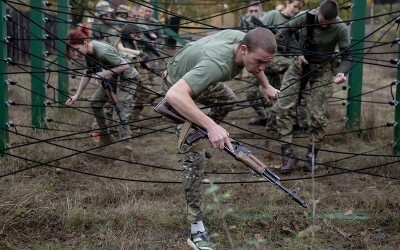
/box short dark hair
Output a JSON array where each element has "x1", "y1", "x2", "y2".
[
  {"x1": 319, "y1": 0, "x2": 339, "y2": 20},
  {"x1": 241, "y1": 27, "x2": 277, "y2": 54}
]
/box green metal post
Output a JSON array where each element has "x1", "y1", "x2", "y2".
[
  {"x1": 30, "y1": 0, "x2": 46, "y2": 128},
  {"x1": 151, "y1": 0, "x2": 158, "y2": 20},
  {"x1": 0, "y1": 1, "x2": 9, "y2": 157},
  {"x1": 346, "y1": 0, "x2": 366, "y2": 130},
  {"x1": 394, "y1": 17, "x2": 400, "y2": 156},
  {"x1": 57, "y1": 0, "x2": 69, "y2": 105}
]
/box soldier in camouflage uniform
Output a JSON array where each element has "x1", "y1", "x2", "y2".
[
  {"x1": 91, "y1": 1, "x2": 114, "y2": 41},
  {"x1": 238, "y1": 1, "x2": 267, "y2": 31},
  {"x1": 247, "y1": 0, "x2": 305, "y2": 126},
  {"x1": 116, "y1": 24, "x2": 159, "y2": 121},
  {"x1": 162, "y1": 28, "x2": 279, "y2": 250},
  {"x1": 129, "y1": 6, "x2": 160, "y2": 119},
  {"x1": 275, "y1": 0, "x2": 351, "y2": 173},
  {"x1": 65, "y1": 25, "x2": 140, "y2": 154}
]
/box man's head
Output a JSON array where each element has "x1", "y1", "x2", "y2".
[
  {"x1": 238, "y1": 28, "x2": 276, "y2": 74},
  {"x1": 317, "y1": 0, "x2": 339, "y2": 29},
  {"x1": 95, "y1": 0, "x2": 114, "y2": 20},
  {"x1": 247, "y1": 1, "x2": 262, "y2": 18},
  {"x1": 142, "y1": 4, "x2": 154, "y2": 21},
  {"x1": 129, "y1": 5, "x2": 143, "y2": 22},
  {"x1": 115, "y1": 5, "x2": 129, "y2": 20}
]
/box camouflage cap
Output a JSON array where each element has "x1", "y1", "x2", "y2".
[
  {"x1": 95, "y1": 1, "x2": 114, "y2": 17},
  {"x1": 116, "y1": 5, "x2": 129, "y2": 14}
]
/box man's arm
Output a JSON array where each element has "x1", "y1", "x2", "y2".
[
  {"x1": 253, "y1": 71, "x2": 280, "y2": 101},
  {"x1": 334, "y1": 24, "x2": 352, "y2": 84},
  {"x1": 164, "y1": 79, "x2": 234, "y2": 151}
]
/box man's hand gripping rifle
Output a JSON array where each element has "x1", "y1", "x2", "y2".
[{"x1": 154, "y1": 99, "x2": 307, "y2": 208}]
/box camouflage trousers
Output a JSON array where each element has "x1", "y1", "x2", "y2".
[
  {"x1": 162, "y1": 71, "x2": 236, "y2": 222},
  {"x1": 273, "y1": 58, "x2": 333, "y2": 145},
  {"x1": 131, "y1": 66, "x2": 158, "y2": 117},
  {"x1": 91, "y1": 75, "x2": 139, "y2": 141}
]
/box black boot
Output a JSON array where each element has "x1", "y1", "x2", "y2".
[
  {"x1": 305, "y1": 146, "x2": 319, "y2": 172},
  {"x1": 281, "y1": 144, "x2": 297, "y2": 174}
]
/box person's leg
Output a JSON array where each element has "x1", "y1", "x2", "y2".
[
  {"x1": 264, "y1": 56, "x2": 293, "y2": 131},
  {"x1": 274, "y1": 59, "x2": 302, "y2": 174},
  {"x1": 246, "y1": 76, "x2": 267, "y2": 125},
  {"x1": 115, "y1": 75, "x2": 139, "y2": 151},
  {"x1": 305, "y1": 65, "x2": 333, "y2": 171},
  {"x1": 131, "y1": 67, "x2": 156, "y2": 120},
  {"x1": 90, "y1": 85, "x2": 114, "y2": 146}
]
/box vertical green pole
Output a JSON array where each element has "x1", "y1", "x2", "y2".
[
  {"x1": 346, "y1": 0, "x2": 366, "y2": 130},
  {"x1": 151, "y1": 0, "x2": 159, "y2": 20},
  {"x1": 30, "y1": 0, "x2": 46, "y2": 128},
  {"x1": 0, "y1": 1, "x2": 9, "y2": 157},
  {"x1": 394, "y1": 17, "x2": 400, "y2": 156},
  {"x1": 57, "y1": 0, "x2": 69, "y2": 105}
]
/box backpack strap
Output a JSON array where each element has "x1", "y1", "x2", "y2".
[{"x1": 304, "y1": 12, "x2": 315, "y2": 60}]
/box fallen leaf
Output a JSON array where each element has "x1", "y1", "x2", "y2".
[
  {"x1": 271, "y1": 164, "x2": 281, "y2": 169},
  {"x1": 345, "y1": 209, "x2": 353, "y2": 216},
  {"x1": 291, "y1": 221, "x2": 300, "y2": 230},
  {"x1": 228, "y1": 225, "x2": 238, "y2": 231},
  {"x1": 97, "y1": 232, "x2": 106, "y2": 240},
  {"x1": 254, "y1": 233, "x2": 263, "y2": 239},
  {"x1": 281, "y1": 226, "x2": 293, "y2": 234},
  {"x1": 335, "y1": 227, "x2": 352, "y2": 238}
]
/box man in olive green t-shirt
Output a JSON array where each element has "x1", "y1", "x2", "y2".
[
  {"x1": 162, "y1": 28, "x2": 279, "y2": 250},
  {"x1": 273, "y1": 0, "x2": 352, "y2": 174}
]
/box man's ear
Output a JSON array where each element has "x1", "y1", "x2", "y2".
[{"x1": 239, "y1": 45, "x2": 248, "y2": 55}]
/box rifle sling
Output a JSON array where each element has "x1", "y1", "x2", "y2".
[
  {"x1": 177, "y1": 120, "x2": 212, "y2": 153},
  {"x1": 297, "y1": 12, "x2": 315, "y2": 105}
]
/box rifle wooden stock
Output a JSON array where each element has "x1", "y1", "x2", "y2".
[
  {"x1": 154, "y1": 99, "x2": 185, "y2": 124},
  {"x1": 154, "y1": 99, "x2": 308, "y2": 208}
]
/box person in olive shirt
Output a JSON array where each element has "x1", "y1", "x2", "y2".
[
  {"x1": 238, "y1": 1, "x2": 267, "y2": 31},
  {"x1": 163, "y1": 28, "x2": 279, "y2": 250},
  {"x1": 247, "y1": 0, "x2": 305, "y2": 126},
  {"x1": 275, "y1": 0, "x2": 352, "y2": 174},
  {"x1": 65, "y1": 25, "x2": 140, "y2": 156}
]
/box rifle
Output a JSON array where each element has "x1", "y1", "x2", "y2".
[
  {"x1": 154, "y1": 99, "x2": 308, "y2": 208},
  {"x1": 86, "y1": 66, "x2": 129, "y2": 131}
]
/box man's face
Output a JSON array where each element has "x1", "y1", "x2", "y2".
[
  {"x1": 99, "y1": 12, "x2": 112, "y2": 23},
  {"x1": 129, "y1": 9, "x2": 142, "y2": 21},
  {"x1": 142, "y1": 7, "x2": 153, "y2": 20},
  {"x1": 248, "y1": 5, "x2": 261, "y2": 18},
  {"x1": 117, "y1": 13, "x2": 128, "y2": 20},
  {"x1": 241, "y1": 46, "x2": 275, "y2": 74},
  {"x1": 317, "y1": 13, "x2": 335, "y2": 30}
]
